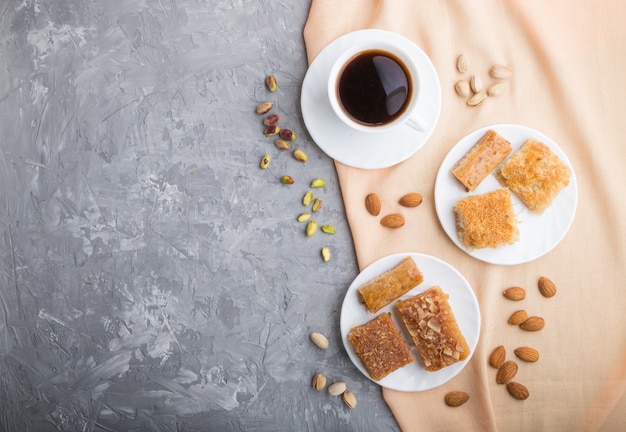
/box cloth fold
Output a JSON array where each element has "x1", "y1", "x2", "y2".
[{"x1": 304, "y1": 1, "x2": 626, "y2": 431}]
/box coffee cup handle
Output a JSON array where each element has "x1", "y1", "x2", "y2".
[{"x1": 405, "y1": 114, "x2": 427, "y2": 132}]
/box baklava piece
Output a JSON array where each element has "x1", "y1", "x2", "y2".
[
  {"x1": 396, "y1": 286, "x2": 470, "y2": 372},
  {"x1": 451, "y1": 129, "x2": 512, "y2": 192},
  {"x1": 358, "y1": 257, "x2": 424, "y2": 313},
  {"x1": 454, "y1": 188, "x2": 519, "y2": 249},
  {"x1": 347, "y1": 313, "x2": 414, "y2": 381},
  {"x1": 496, "y1": 138, "x2": 571, "y2": 213}
]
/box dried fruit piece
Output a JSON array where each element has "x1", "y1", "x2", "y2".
[
  {"x1": 467, "y1": 91, "x2": 486, "y2": 106},
  {"x1": 255, "y1": 101, "x2": 273, "y2": 115},
  {"x1": 489, "y1": 65, "x2": 513, "y2": 79},
  {"x1": 538, "y1": 276, "x2": 557, "y2": 298},
  {"x1": 520, "y1": 316, "x2": 545, "y2": 331},
  {"x1": 312, "y1": 198, "x2": 322, "y2": 213},
  {"x1": 365, "y1": 193, "x2": 382, "y2": 216},
  {"x1": 279, "y1": 129, "x2": 296, "y2": 141},
  {"x1": 306, "y1": 220, "x2": 318, "y2": 237},
  {"x1": 259, "y1": 154, "x2": 271, "y2": 170},
  {"x1": 455, "y1": 80, "x2": 471, "y2": 97},
  {"x1": 321, "y1": 246, "x2": 331, "y2": 262},
  {"x1": 275, "y1": 139, "x2": 291, "y2": 150},
  {"x1": 321, "y1": 225, "x2": 335, "y2": 234},
  {"x1": 312, "y1": 373, "x2": 326, "y2": 391},
  {"x1": 310, "y1": 332, "x2": 329, "y2": 349},
  {"x1": 489, "y1": 345, "x2": 506, "y2": 369},
  {"x1": 265, "y1": 74, "x2": 277, "y2": 92},
  {"x1": 456, "y1": 53, "x2": 470, "y2": 73},
  {"x1": 281, "y1": 175, "x2": 295, "y2": 184},
  {"x1": 496, "y1": 360, "x2": 518, "y2": 384},
  {"x1": 487, "y1": 81, "x2": 508, "y2": 97},
  {"x1": 503, "y1": 287, "x2": 526, "y2": 301},
  {"x1": 264, "y1": 125, "x2": 280, "y2": 136},
  {"x1": 470, "y1": 75, "x2": 483, "y2": 93},
  {"x1": 293, "y1": 149, "x2": 308, "y2": 162},
  {"x1": 263, "y1": 113, "x2": 281, "y2": 126},
  {"x1": 311, "y1": 178, "x2": 326, "y2": 188},
  {"x1": 297, "y1": 212, "x2": 311, "y2": 222},
  {"x1": 445, "y1": 391, "x2": 470, "y2": 407},
  {"x1": 399, "y1": 192, "x2": 423, "y2": 208},
  {"x1": 327, "y1": 381, "x2": 347, "y2": 396},
  {"x1": 380, "y1": 213, "x2": 405, "y2": 228},
  {"x1": 507, "y1": 382, "x2": 529, "y2": 400},
  {"x1": 514, "y1": 347, "x2": 540, "y2": 362},
  {"x1": 507, "y1": 310, "x2": 529, "y2": 325},
  {"x1": 302, "y1": 191, "x2": 314, "y2": 206},
  {"x1": 342, "y1": 390, "x2": 357, "y2": 409}
]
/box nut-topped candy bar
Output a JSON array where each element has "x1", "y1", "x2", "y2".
[
  {"x1": 396, "y1": 286, "x2": 470, "y2": 372},
  {"x1": 347, "y1": 313, "x2": 414, "y2": 381}
]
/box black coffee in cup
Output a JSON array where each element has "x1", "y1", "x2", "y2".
[{"x1": 337, "y1": 49, "x2": 412, "y2": 126}]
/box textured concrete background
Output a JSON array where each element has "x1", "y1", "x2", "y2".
[{"x1": 0, "y1": 1, "x2": 399, "y2": 431}]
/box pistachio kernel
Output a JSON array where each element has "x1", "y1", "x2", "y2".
[
  {"x1": 275, "y1": 139, "x2": 291, "y2": 151},
  {"x1": 279, "y1": 129, "x2": 296, "y2": 141},
  {"x1": 312, "y1": 198, "x2": 322, "y2": 213},
  {"x1": 321, "y1": 247, "x2": 331, "y2": 262},
  {"x1": 265, "y1": 74, "x2": 277, "y2": 92},
  {"x1": 302, "y1": 191, "x2": 314, "y2": 206},
  {"x1": 255, "y1": 101, "x2": 273, "y2": 115},
  {"x1": 263, "y1": 125, "x2": 280, "y2": 136},
  {"x1": 259, "y1": 154, "x2": 270, "y2": 170},
  {"x1": 281, "y1": 175, "x2": 295, "y2": 184},
  {"x1": 293, "y1": 149, "x2": 308, "y2": 162},
  {"x1": 321, "y1": 225, "x2": 335, "y2": 234},
  {"x1": 297, "y1": 212, "x2": 311, "y2": 222},
  {"x1": 263, "y1": 113, "x2": 281, "y2": 127},
  {"x1": 311, "y1": 178, "x2": 326, "y2": 188},
  {"x1": 306, "y1": 221, "x2": 318, "y2": 237}
]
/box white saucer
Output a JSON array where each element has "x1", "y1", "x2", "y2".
[
  {"x1": 340, "y1": 252, "x2": 480, "y2": 392},
  {"x1": 434, "y1": 124, "x2": 578, "y2": 265},
  {"x1": 301, "y1": 30, "x2": 441, "y2": 170}
]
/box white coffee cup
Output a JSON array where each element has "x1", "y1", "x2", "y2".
[{"x1": 327, "y1": 40, "x2": 426, "y2": 133}]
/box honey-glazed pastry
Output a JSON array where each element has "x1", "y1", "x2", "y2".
[
  {"x1": 450, "y1": 129, "x2": 512, "y2": 192},
  {"x1": 396, "y1": 286, "x2": 470, "y2": 372},
  {"x1": 347, "y1": 313, "x2": 414, "y2": 381},
  {"x1": 453, "y1": 188, "x2": 519, "y2": 249},
  {"x1": 358, "y1": 257, "x2": 424, "y2": 313},
  {"x1": 495, "y1": 138, "x2": 571, "y2": 213}
]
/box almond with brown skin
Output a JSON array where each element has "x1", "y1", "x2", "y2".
[
  {"x1": 399, "y1": 193, "x2": 423, "y2": 208},
  {"x1": 365, "y1": 193, "x2": 382, "y2": 216},
  {"x1": 489, "y1": 345, "x2": 506, "y2": 369},
  {"x1": 507, "y1": 382, "x2": 529, "y2": 400},
  {"x1": 503, "y1": 287, "x2": 526, "y2": 301},
  {"x1": 445, "y1": 391, "x2": 470, "y2": 407},
  {"x1": 496, "y1": 360, "x2": 518, "y2": 384},
  {"x1": 538, "y1": 276, "x2": 557, "y2": 298},
  {"x1": 380, "y1": 213, "x2": 405, "y2": 229},
  {"x1": 508, "y1": 310, "x2": 529, "y2": 325},
  {"x1": 514, "y1": 347, "x2": 540, "y2": 362},
  {"x1": 520, "y1": 316, "x2": 545, "y2": 331}
]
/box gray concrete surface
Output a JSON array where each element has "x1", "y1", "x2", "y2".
[{"x1": 0, "y1": 1, "x2": 399, "y2": 431}]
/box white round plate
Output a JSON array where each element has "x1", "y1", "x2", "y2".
[
  {"x1": 301, "y1": 29, "x2": 441, "y2": 169},
  {"x1": 434, "y1": 124, "x2": 578, "y2": 265},
  {"x1": 340, "y1": 252, "x2": 480, "y2": 392}
]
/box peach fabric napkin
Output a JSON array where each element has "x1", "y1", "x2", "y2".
[{"x1": 304, "y1": 1, "x2": 626, "y2": 430}]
